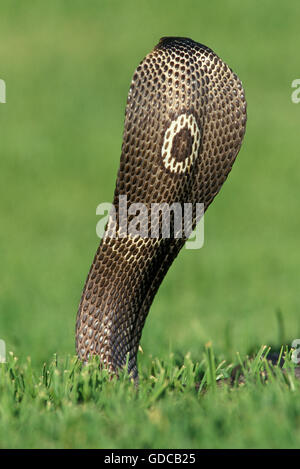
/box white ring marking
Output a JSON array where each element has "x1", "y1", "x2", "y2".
[{"x1": 161, "y1": 113, "x2": 201, "y2": 174}]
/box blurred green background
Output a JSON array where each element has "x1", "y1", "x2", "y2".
[{"x1": 0, "y1": 0, "x2": 300, "y2": 369}]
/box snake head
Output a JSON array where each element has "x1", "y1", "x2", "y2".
[{"x1": 75, "y1": 37, "x2": 247, "y2": 379}]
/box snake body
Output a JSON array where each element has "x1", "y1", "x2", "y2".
[{"x1": 75, "y1": 37, "x2": 247, "y2": 378}]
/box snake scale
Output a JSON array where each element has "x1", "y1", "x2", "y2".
[{"x1": 75, "y1": 37, "x2": 247, "y2": 379}]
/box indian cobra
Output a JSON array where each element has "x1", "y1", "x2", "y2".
[{"x1": 75, "y1": 37, "x2": 247, "y2": 379}]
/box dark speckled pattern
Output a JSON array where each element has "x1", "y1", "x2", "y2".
[{"x1": 75, "y1": 37, "x2": 247, "y2": 379}]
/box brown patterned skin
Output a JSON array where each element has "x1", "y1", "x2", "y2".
[{"x1": 75, "y1": 37, "x2": 247, "y2": 379}]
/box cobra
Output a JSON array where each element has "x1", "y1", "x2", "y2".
[{"x1": 75, "y1": 37, "x2": 247, "y2": 379}]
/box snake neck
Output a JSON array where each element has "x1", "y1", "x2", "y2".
[{"x1": 76, "y1": 235, "x2": 183, "y2": 377}]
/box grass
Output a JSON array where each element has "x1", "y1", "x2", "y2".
[
  {"x1": 1, "y1": 347, "x2": 299, "y2": 449},
  {"x1": 0, "y1": 0, "x2": 300, "y2": 448}
]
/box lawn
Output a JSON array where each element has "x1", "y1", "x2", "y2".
[{"x1": 0, "y1": 0, "x2": 300, "y2": 449}]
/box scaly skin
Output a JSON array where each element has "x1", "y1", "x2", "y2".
[{"x1": 75, "y1": 37, "x2": 247, "y2": 379}]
